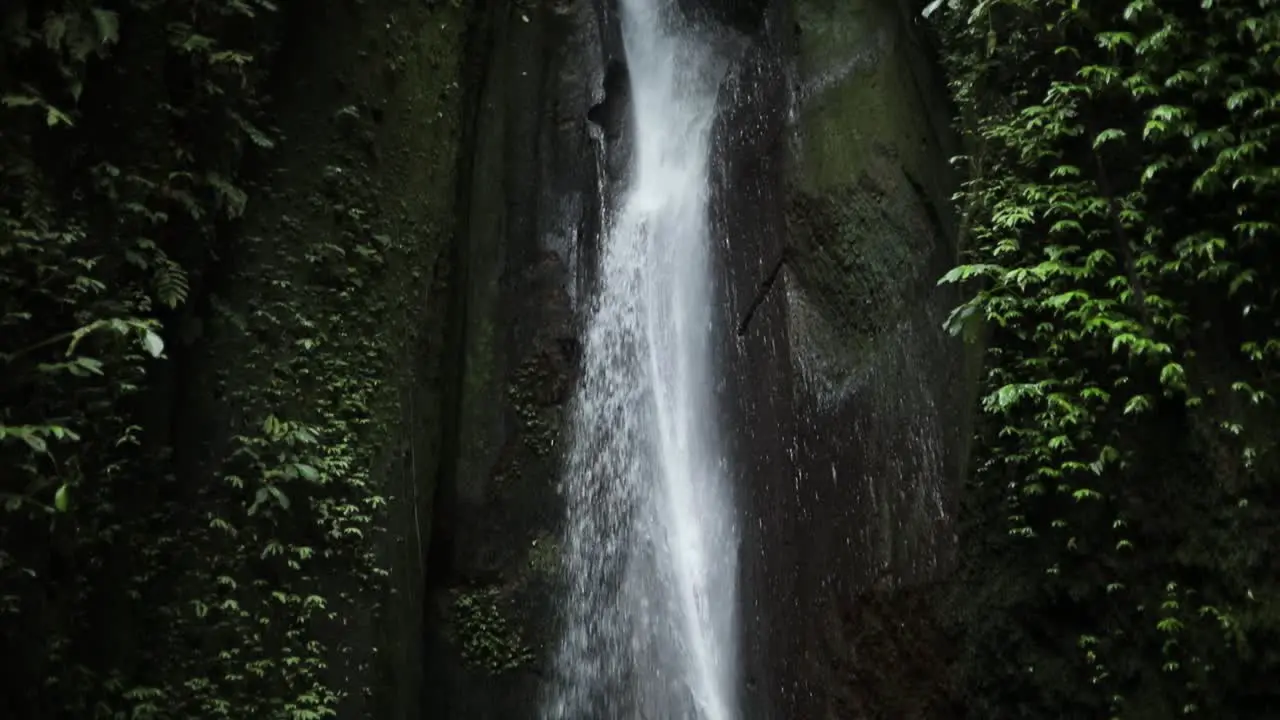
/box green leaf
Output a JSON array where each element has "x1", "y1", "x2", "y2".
[
  {"x1": 22, "y1": 432, "x2": 47, "y2": 453},
  {"x1": 54, "y1": 485, "x2": 69, "y2": 512},
  {"x1": 45, "y1": 105, "x2": 73, "y2": 127},
  {"x1": 1, "y1": 94, "x2": 41, "y2": 108},
  {"x1": 267, "y1": 485, "x2": 290, "y2": 510},
  {"x1": 1093, "y1": 128, "x2": 1126, "y2": 148},
  {"x1": 142, "y1": 330, "x2": 164, "y2": 358},
  {"x1": 938, "y1": 263, "x2": 1002, "y2": 285},
  {"x1": 1123, "y1": 394, "x2": 1152, "y2": 415},
  {"x1": 91, "y1": 9, "x2": 120, "y2": 46},
  {"x1": 1159, "y1": 362, "x2": 1186, "y2": 389},
  {"x1": 75, "y1": 357, "x2": 104, "y2": 375},
  {"x1": 294, "y1": 463, "x2": 321, "y2": 482}
]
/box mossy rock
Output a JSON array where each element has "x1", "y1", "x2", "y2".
[
  {"x1": 525, "y1": 532, "x2": 560, "y2": 578},
  {"x1": 449, "y1": 586, "x2": 535, "y2": 674},
  {"x1": 785, "y1": 151, "x2": 943, "y2": 391},
  {"x1": 787, "y1": 0, "x2": 956, "y2": 390}
]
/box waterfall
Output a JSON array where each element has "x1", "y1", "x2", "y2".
[{"x1": 543, "y1": 0, "x2": 738, "y2": 718}]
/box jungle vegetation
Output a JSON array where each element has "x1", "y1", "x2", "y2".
[
  {"x1": 2, "y1": 0, "x2": 1277, "y2": 717},
  {"x1": 934, "y1": 0, "x2": 1280, "y2": 717},
  {"x1": 0, "y1": 0, "x2": 447, "y2": 717}
]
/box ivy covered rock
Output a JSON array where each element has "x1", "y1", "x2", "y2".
[
  {"x1": 934, "y1": 0, "x2": 1280, "y2": 716},
  {"x1": 0, "y1": 1, "x2": 466, "y2": 718}
]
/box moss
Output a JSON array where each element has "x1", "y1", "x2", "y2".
[
  {"x1": 787, "y1": 187, "x2": 915, "y2": 334},
  {"x1": 791, "y1": 0, "x2": 951, "y2": 213},
  {"x1": 786, "y1": 172, "x2": 940, "y2": 393},
  {"x1": 787, "y1": 0, "x2": 958, "y2": 388},
  {"x1": 793, "y1": 0, "x2": 943, "y2": 188},
  {"x1": 188, "y1": 0, "x2": 469, "y2": 715},
  {"x1": 508, "y1": 356, "x2": 563, "y2": 458},
  {"x1": 795, "y1": 0, "x2": 887, "y2": 191},
  {"x1": 450, "y1": 586, "x2": 535, "y2": 674},
  {"x1": 526, "y1": 532, "x2": 560, "y2": 577}
]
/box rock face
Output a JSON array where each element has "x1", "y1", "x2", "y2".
[
  {"x1": 713, "y1": 0, "x2": 975, "y2": 715},
  {"x1": 424, "y1": 0, "x2": 974, "y2": 716},
  {"x1": 778, "y1": 0, "x2": 976, "y2": 714},
  {"x1": 175, "y1": 2, "x2": 470, "y2": 718},
  {"x1": 0, "y1": 0, "x2": 965, "y2": 715},
  {"x1": 719, "y1": 0, "x2": 978, "y2": 715},
  {"x1": 421, "y1": 0, "x2": 620, "y2": 717}
]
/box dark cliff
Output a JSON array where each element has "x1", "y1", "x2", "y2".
[
  {"x1": 0, "y1": 0, "x2": 968, "y2": 716},
  {"x1": 426, "y1": 0, "x2": 973, "y2": 716},
  {"x1": 8, "y1": 1, "x2": 1277, "y2": 718},
  {"x1": 422, "y1": 0, "x2": 615, "y2": 716},
  {"x1": 710, "y1": 0, "x2": 974, "y2": 715}
]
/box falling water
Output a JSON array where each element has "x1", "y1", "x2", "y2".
[{"x1": 543, "y1": 0, "x2": 737, "y2": 718}]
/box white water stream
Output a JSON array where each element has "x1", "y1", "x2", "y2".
[{"x1": 543, "y1": 0, "x2": 737, "y2": 717}]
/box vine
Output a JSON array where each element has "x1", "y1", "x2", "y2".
[
  {"x1": 932, "y1": 0, "x2": 1280, "y2": 716},
  {"x1": 0, "y1": 0, "x2": 430, "y2": 717}
]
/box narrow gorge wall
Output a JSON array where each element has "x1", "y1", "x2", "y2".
[
  {"x1": 771, "y1": 0, "x2": 976, "y2": 714},
  {"x1": 705, "y1": 0, "x2": 973, "y2": 716},
  {"x1": 0, "y1": 0, "x2": 472, "y2": 716},
  {"x1": 202, "y1": 0, "x2": 969, "y2": 716},
  {"x1": 0, "y1": 0, "x2": 967, "y2": 717},
  {"x1": 175, "y1": 1, "x2": 467, "y2": 717},
  {"x1": 423, "y1": 0, "x2": 973, "y2": 717},
  {"x1": 422, "y1": 0, "x2": 617, "y2": 717}
]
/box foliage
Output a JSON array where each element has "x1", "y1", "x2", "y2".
[
  {"x1": 0, "y1": 0, "x2": 457, "y2": 717},
  {"x1": 0, "y1": 0, "x2": 290, "y2": 715},
  {"x1": 451, "y1": 587, "x2": 534, "y2": 673},
  {"x1": 931, "y1": 0, "x2": 1280, "y2": 717}
]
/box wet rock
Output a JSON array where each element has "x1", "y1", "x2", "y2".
[
  {"x1": 586, "y1": 59, "x2": 630, "y2": 140},
  {"x1": 758, "y1": 0, "x2": 978, "y2": 714},
  {"x1": 422, "y1": 0, "x2": 619, "y2": 718},
  {"x1": 430, "y1": 0, "x2": 975, "y2": 717}
]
